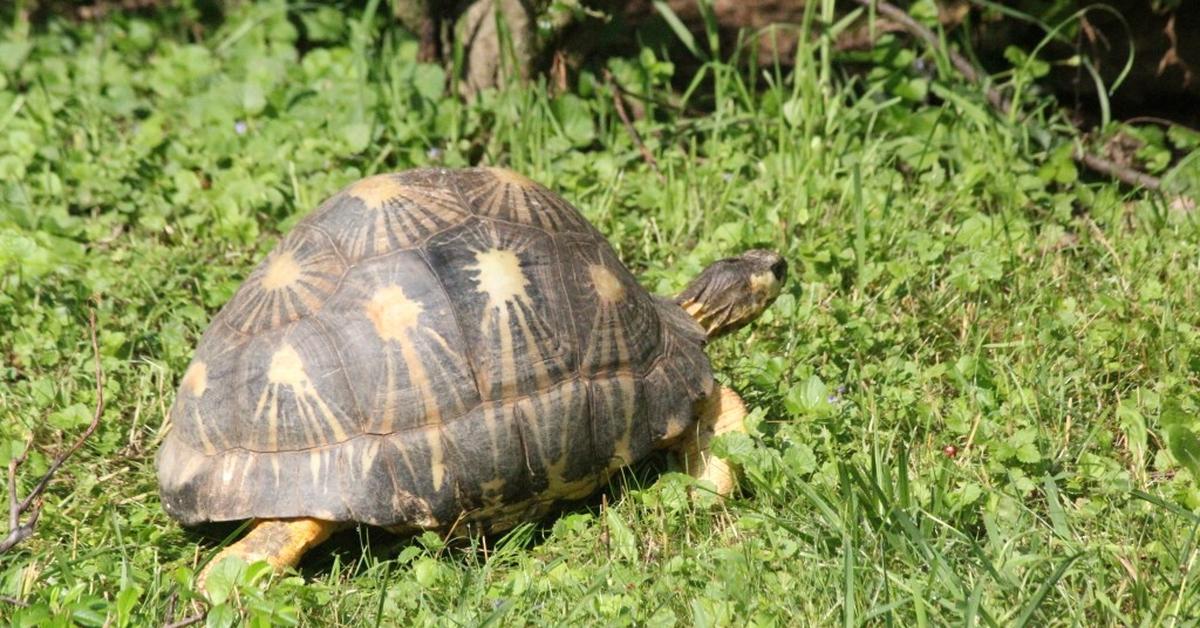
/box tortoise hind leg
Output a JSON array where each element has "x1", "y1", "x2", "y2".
[
  {"x1": 674, "y1": 386, "x2": 748, "y2": 496},
  {"x1": 197, "y1": 518, "x2": 338, "y2": 589}
]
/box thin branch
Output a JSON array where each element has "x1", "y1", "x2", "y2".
[
  {"x1": 853, "y1": 0, "x2": 1162, "y2": 191},
  {"x1": 604, "y1": 70, "x2": 666, "y2": 184},
  {"x1": 162, "y1": 614, "x2": 205, "y2": 628},
  {"x1": 0, "y1": 307, "x2": 105, "y2": 554},
  {"x1": 1075, "y1": 148, "x2": 1163, "y2": 191},
  {"x1": 7, "y1": 444, "x2": 31, "y2": 546},
  {"x1": 1123, "y1": 116, "x2": 1200, "y2": 134}
]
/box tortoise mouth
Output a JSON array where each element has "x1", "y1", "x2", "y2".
[
  {"x1": 680, "y1": 297, "x2": 767, "y2": 339},
  {"x1": 769, "y1": 257, "x2": 788, "y2": 283}
]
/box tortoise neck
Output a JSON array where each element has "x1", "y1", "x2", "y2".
[
  {"x1": 676, "y1": 293, "x2": 730, "y2": 340},
  {"x1": 675, "y1": 269, "x2": 747, "y2": 340}
]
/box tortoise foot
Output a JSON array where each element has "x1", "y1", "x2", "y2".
[
  {"x1": 675, "y1": 386, "x2": 748, "y2": 496},
  {"x1": 197, "y1": 518, "x2": 338, "y2": 591}
]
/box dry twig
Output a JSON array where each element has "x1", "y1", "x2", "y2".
[
  {"x1": 162, "y1": 614, "x2": 205, "y2": 628},
  {"x1": 604, "y1": 70, "x2": 666, "y2": 183},
  {"x1": 854, "y1": 0, "x2": 1163, "y2": 191},
  {"x1": 1074, "y1": 148, "x2": 1163, "y2": 191},
  {"x1": 0, "y1": 307, "x2": 104, "y2": 554}
]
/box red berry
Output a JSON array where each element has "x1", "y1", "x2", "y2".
[{"x1": 943, "y1": 445, "x2": 958, "y2": 458}]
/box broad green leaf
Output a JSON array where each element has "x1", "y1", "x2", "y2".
[
  {"x1": 1116, "y1": 400, "x2": 1147, "y2": 465},
  {"x1": 894, "y1": 78, "x2": 928, "y2": 102},
  {"x1": 203, "y1": 557, "x2": 244, "y2": 605},
  {"x1": 115, "y1": 585, "x2": 143, "y2": 628},
  {"x1": 552, "y1": 94, "x2": 595, "y2": 147},
  {"x1": 1167, "y1": 425, "x2": 1200, "y2": 480},
  {"x1": 341, "y1": 122, "x2": 372, "y2": 154},
  {"x1": 206, "y1": 603, "x2": 236, "y2": 628},
  {"x1": 781, "y1": 98, "x2": 803, "y2": 127},
  {"x1": 300, "y1": 7, "x2": 346, "y2": 42},
  {"x1": 605, "y1": 508, "x2": 638, "y2": 562},
  {"x1": 783, "y1": 443, "x2": 817, "y2": 476},
  {"x1": 1168, "y1": 124, "x2": 1200, "y2": 150},
  {"x1": 412, "y1": 64, "x2": 446, "y2": 101},
  {"x1": 712, "y1": 431, "x2": 755, "y2": 462},
  {"x1": 48, "y1": 403, "x2": 92, "y2": 430},
  {"x1": 242, "y1": 82, "x2": 267, "y2": 115},
  {"x1": 413, "y1": 557, "x2": 442, "y2": 587}
]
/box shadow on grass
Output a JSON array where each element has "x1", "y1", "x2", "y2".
[{"x1": 177, "y1": 451, "x2": 677, "y2": 577}]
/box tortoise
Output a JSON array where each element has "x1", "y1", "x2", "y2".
[{"x1": 156, "y1": 167, "x2": 786, "y2": 579}]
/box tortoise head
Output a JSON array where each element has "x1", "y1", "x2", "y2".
[{"x1": 676, "y1": 249, "x2": 787, "y2": 339}]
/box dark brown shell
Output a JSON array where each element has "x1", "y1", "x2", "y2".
[{"x1": 156, "y1": 167, "x2": 713, "y2": 530}]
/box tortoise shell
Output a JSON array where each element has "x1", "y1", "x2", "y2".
[{"x1": 156, "y1": 167, "x2": 713, "y2": 531}]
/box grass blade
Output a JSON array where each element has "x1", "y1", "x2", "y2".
[
  {"x1": 652, "y1": 0, "x2": 707, "y2": 61},
  {"x1": 1013, "y1": 552, "x2": 1085, "y2": 628}
]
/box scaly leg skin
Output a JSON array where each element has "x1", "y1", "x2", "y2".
[
  {"x1": 196, "y1": 518, "x2": 337, "y2": 591},
  {"x1": 675, "y1": 386, "x2": 749, "y2": 496}
]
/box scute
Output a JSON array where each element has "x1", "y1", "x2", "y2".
[
  {"x1": 307, "y1": 171, "x2": 472, "y2": 262},
  {"x1": 509, "y1": 378, "x2": 597, "y2": 499},
  {"x1": 316, "y1": 249, "x2": 480, "y2": 436},
  {"x1": 337, "y1": 435, "x2": 445, "y2": 528},
  {"x1": 590, "y1": 373, "x2": 653, "y2": 471},
  {"x1": 157, "y1": 167, "x2": 716, "y2": 530},
  {"x1": 454, "y1": 167, "x2": 591, "y2": 233},
  {"x1": 558, "y1": 234, "x2": 661, "y2": 375},
  {"x1": 223, "y1": 225, "x2": 347, "y2": 334},
  {"x1": 645, "y1": 297, "x2": 714, "y2": 445},
  {"x1": 440, "y1": 378, "x2": 595, "y2": 516},
  {"x1": 160, "y1": 436, "x2": 390, "y2": 525},
  {"x1": 233, "y1": 318, "x2": 361, "y2": 452},
  {"x1": 423, "y1": 218, "x2": 576, "y2": 401},
  {"x1": 165, "y1": 320, "x2": 247, "y2": 456}
]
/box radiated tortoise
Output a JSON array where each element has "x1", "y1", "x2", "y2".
[{"x1": 155, "y1": 167, "x2": 786, "y2": 579}]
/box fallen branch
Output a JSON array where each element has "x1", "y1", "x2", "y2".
[
  {"x1": 854, "y1": 0, "x2": 1163, "y2": 191},
  {"x1": 162, "y1": 614, "x2": 204, "y2": 628},
  {"x1": 1074, "y1": 148, "x2": 1164, "y2": 191},
  {"x1": 605, "y1": 70, "x2": 666, "y2": 184},
  {"x1": 0, "y1": 307, "x2": 105, "y2": 554}
]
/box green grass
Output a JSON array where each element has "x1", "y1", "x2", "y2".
[{"x1": 4, "y1": 1, "x2": 1200, "y2": 625}]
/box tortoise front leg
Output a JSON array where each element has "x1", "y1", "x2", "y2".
[
  {"x1": 674, "y1": 386, "x2": 748, "y2": 496},
  {"x1": 197, "y1": 518, "x2": 338, "y2": 589}
]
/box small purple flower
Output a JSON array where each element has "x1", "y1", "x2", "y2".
[{"x1": 234, "y1": 121, "x2": 248, "y2": 135}]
